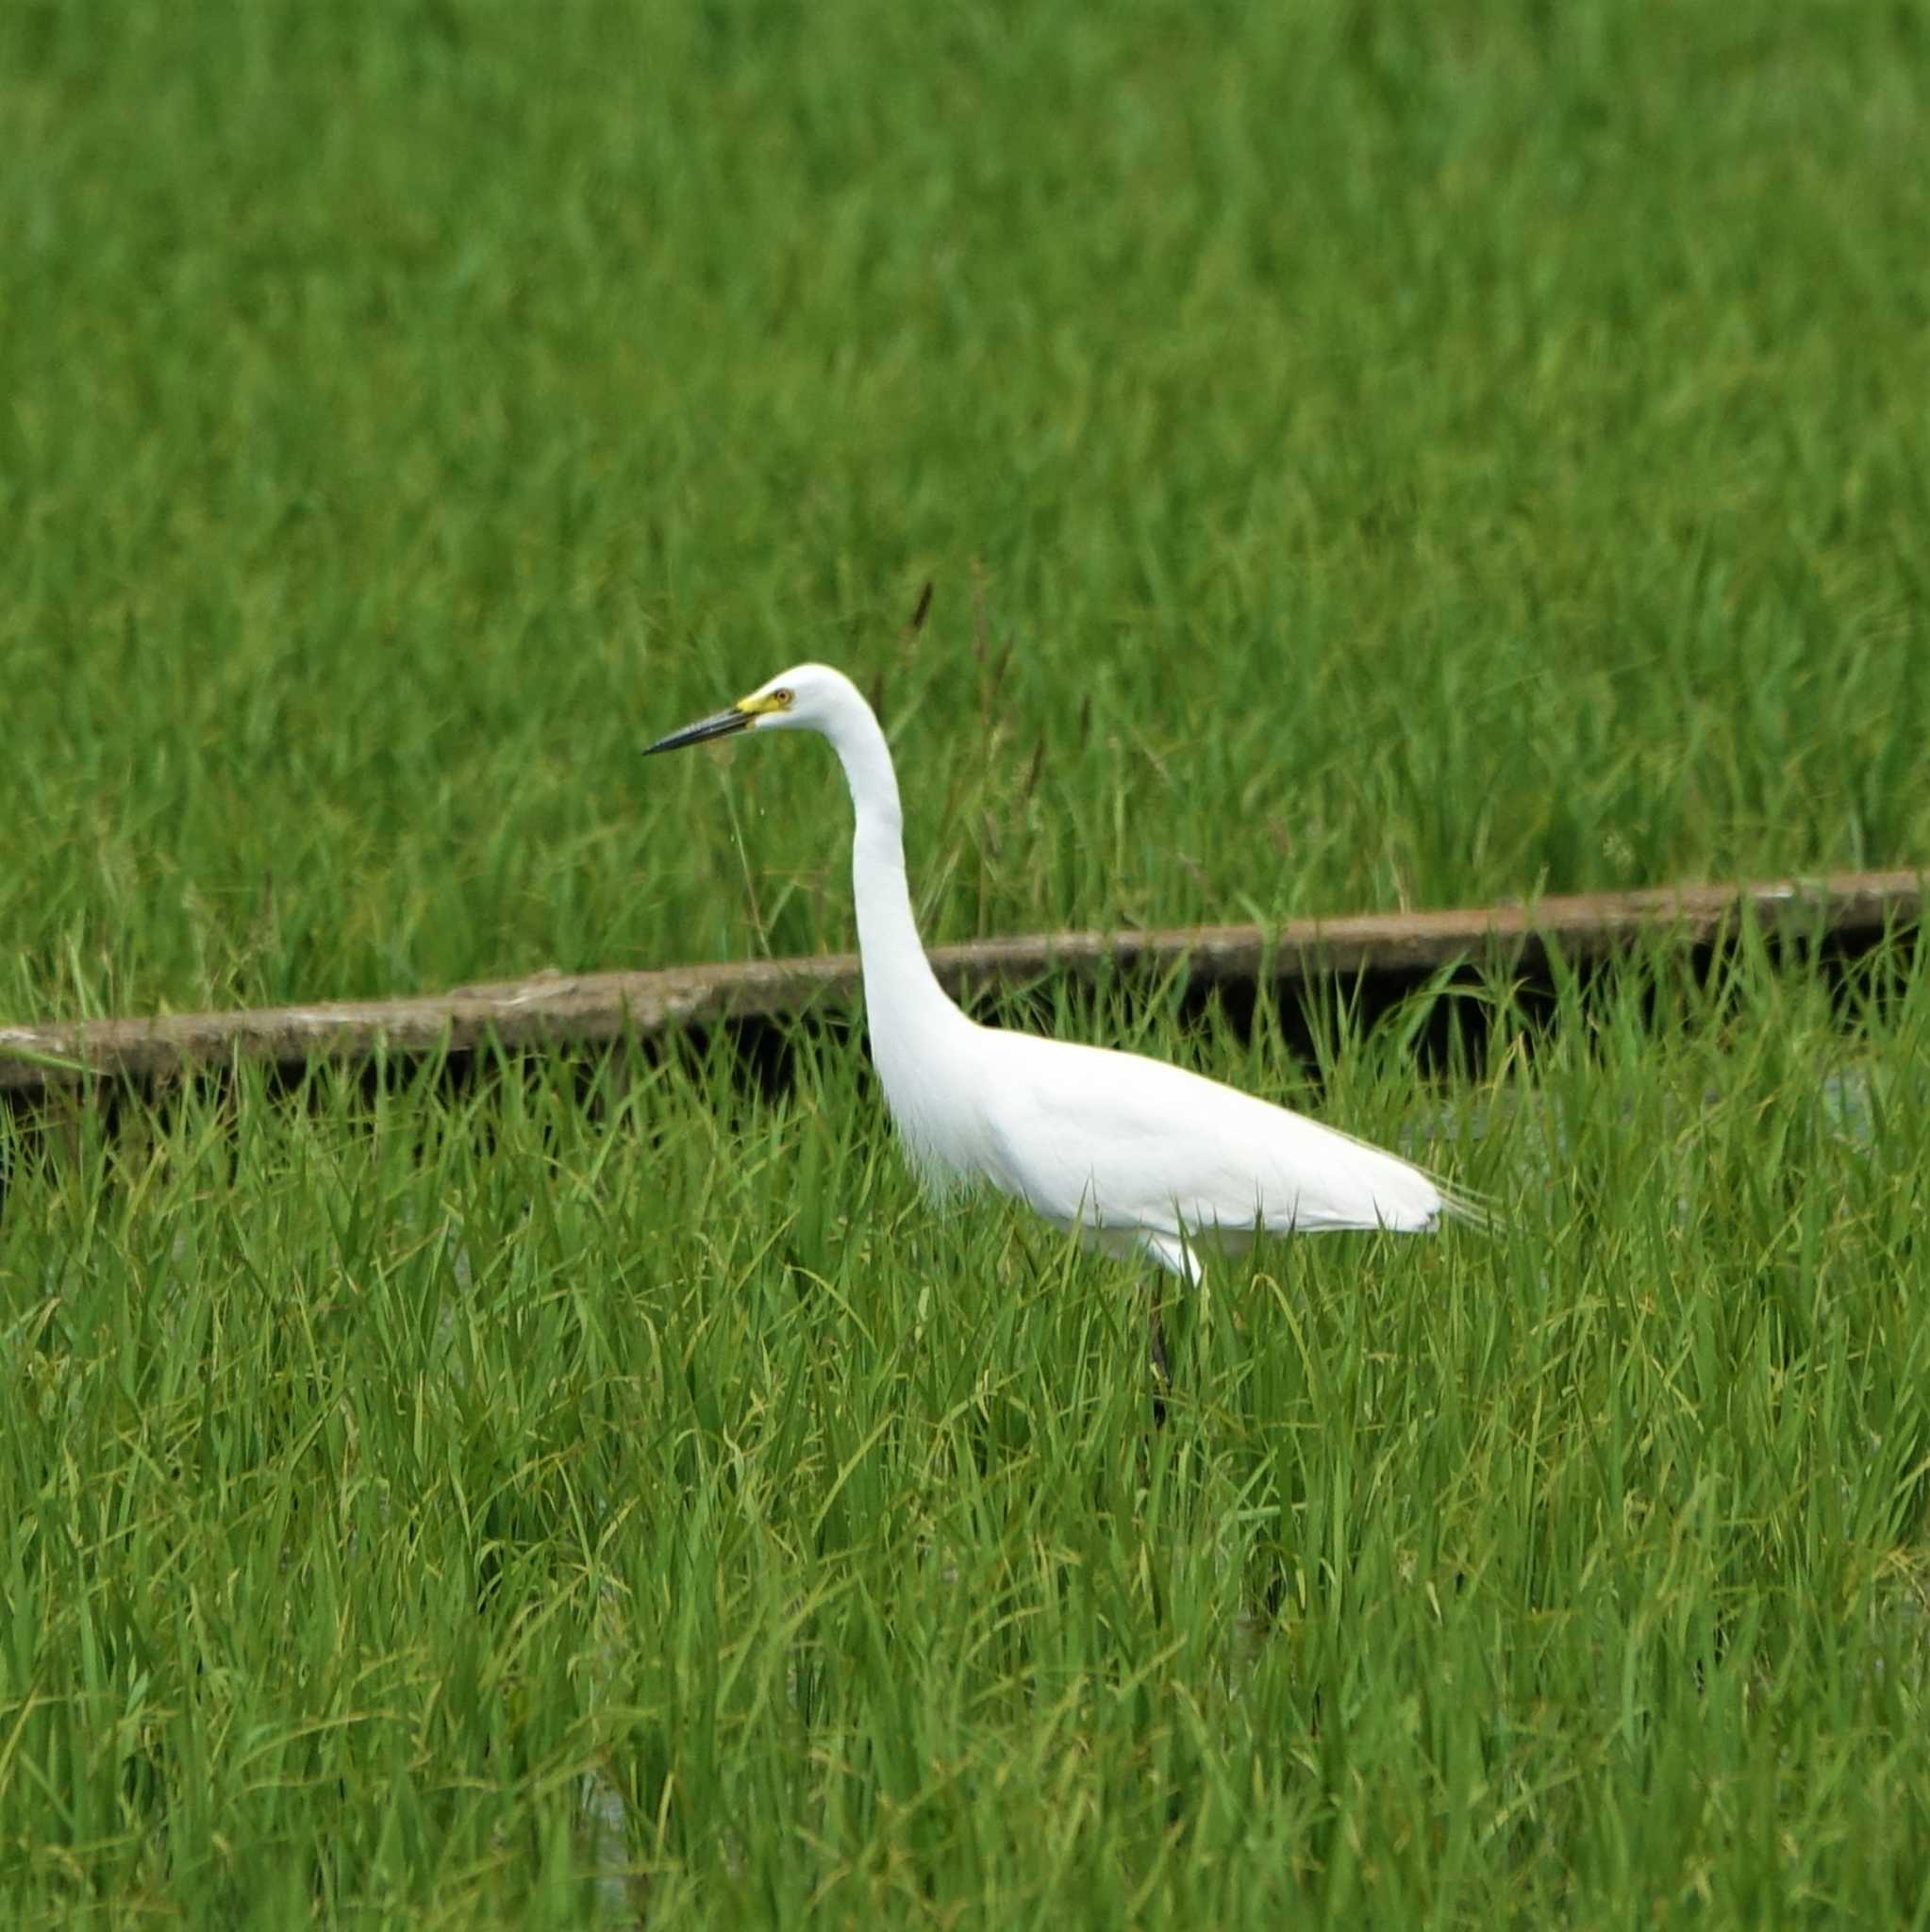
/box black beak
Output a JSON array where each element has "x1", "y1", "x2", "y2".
[{"x1": 642, "y1": 708, "x2": 753, "y2": 757}]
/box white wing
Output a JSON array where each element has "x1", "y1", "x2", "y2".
[{"x1": 971, "y1": 1028, "x2": 1450, "y2": 1249}]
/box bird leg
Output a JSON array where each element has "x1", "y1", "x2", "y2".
[{"x1": 1148, "y1": 1282, "x2": 1171, "y2": 1427}]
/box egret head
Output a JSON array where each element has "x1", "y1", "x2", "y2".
[{"x1": 643, "y1": 662, "x2": 859, "y2": 756}]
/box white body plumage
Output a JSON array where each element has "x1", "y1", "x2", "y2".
[{"x1": 646, "y1": 661, "x2": 1469, "y2": 1285}]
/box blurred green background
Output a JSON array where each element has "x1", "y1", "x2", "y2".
[{"x1": 5, "y1": 0, "x2": 1925, "y2": 1022}]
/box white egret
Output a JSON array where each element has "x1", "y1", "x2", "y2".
[{"x1": 645, "y1": 663, "x2": 1478, "y2": 1391}]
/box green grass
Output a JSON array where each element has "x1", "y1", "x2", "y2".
[
  {"x1": 3, "y1": 0, "x2": 1928, "y2": 1020},
  {"x1": 2, "y1": 945, "x2": 1927, "y2": 1925},
  {"x1": 5, "y1": 1, "x2": 1930, "y2": 1924}
]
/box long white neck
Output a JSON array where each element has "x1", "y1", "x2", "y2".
[{"x1": 821, "y1": 694, "x2": 968, "y2": 1058}]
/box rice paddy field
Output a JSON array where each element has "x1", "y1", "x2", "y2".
[{"x1": 3, "y1": 0, "x2": 1929, "y2": 1924}]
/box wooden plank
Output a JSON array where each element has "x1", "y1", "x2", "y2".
[{"x1": 0, "y1": 870, "x2": 1919, "y2": 1096}]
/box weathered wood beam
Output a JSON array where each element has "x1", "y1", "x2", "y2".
[{"x1": 1, "y1": 870, "x2": 1918, "y2": 1095}]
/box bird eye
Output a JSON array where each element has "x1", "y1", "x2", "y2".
[{"x1": 773, "y1": 688, "x2": 794, "y2": 707}]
